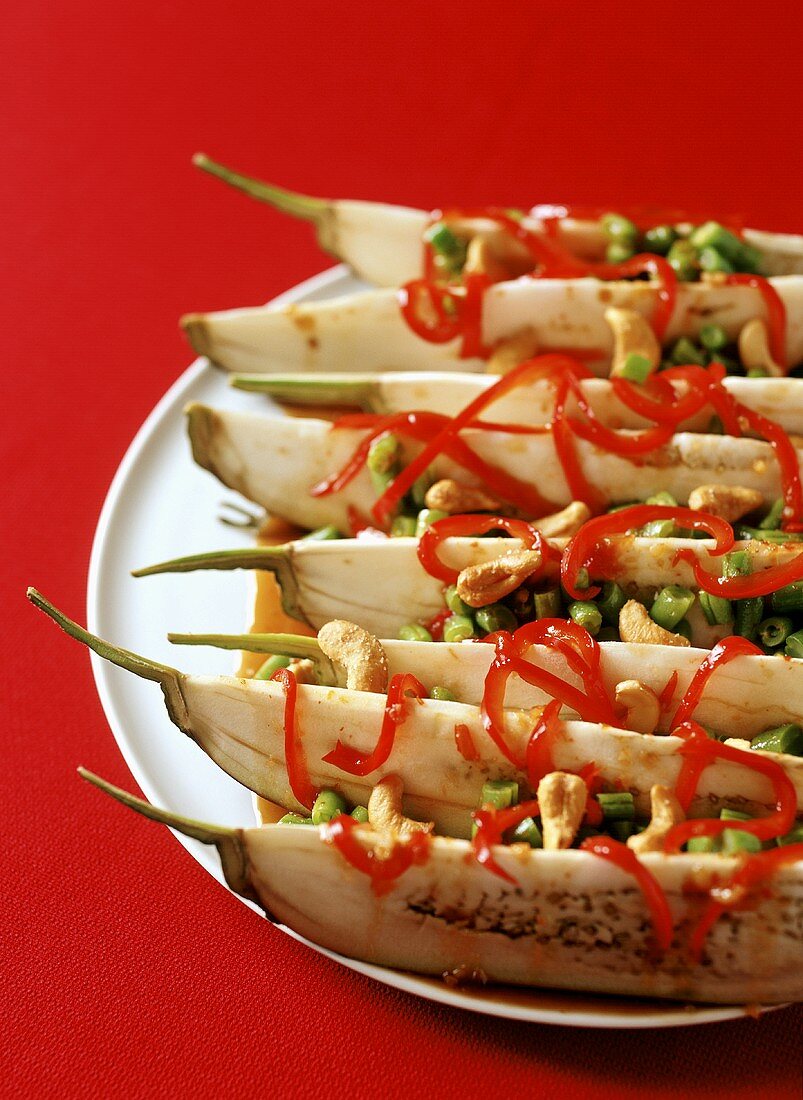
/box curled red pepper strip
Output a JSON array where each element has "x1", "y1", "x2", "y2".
[
  {"x1": 674, "y1": 547, "x2": 803, "y2": 600},
  {"x1": 579, "y1": 836, "x2": 674, "y2": 955},
  {"x1": 371, "y1": 354, "x2": 590, "y2": 526},
  {"x1": 670, "y1": 637, "x2": 763, "y2": 729},
  {"x1": 657, "y1": 671, "x2": 679, "y2": 716},
  {"x1": 322, "y1": 672, "x2": 426, "y2": 777},
  {"x1": 398, "y1": 280, "x2": 463, "y2": 344},
  {"x1": 417, "y1": 513, "x2": 557, "y2": 584},
  {"x1": 470, "y1": 799, "x2": 543, "y2": 883},
  {"x1": 524, "y1": 698, "x2": 564, "y2": 788},
  {"x1": 725, "y1": 273, "x2": 787, "y2": 369},
  {"x1": 551, "y1": 374, "x2": 606, "y2": 511},
  {"x1": 272, "y1": 668, "x2": 317, "y2": 811},
  {"x1": 561, "y1": 505, "x2": 734, "y2": 600},
  {"x1": 610, "y1": 366, "x2": 711, "y2": 426},
  {"x1": 323, "y1": 813, "x2": 431, "y2": 897},
  {"x1": 662, "y1": 720, "x2": 797, "y2": 848},
  {"x1": 514, "y1": 619, "x2": 615, "y2": 725},
  {"x1": 689, "y1": 843, "x2": 803, "y2": 962}
]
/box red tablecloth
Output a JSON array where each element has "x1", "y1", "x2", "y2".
[{"x1": 6, "y1": 2, "x2": 803, "y2": 1095}]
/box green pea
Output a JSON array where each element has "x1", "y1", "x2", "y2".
[
  {"x1": 475, "y1": 603, "x2": 518, "y2": 635},
  {"x1": 390, "y1": 515, "x2": 418, "y2": 538},
  {"x1": 255, "y1": 654, "x2": 293, "y2": 680},
  {"x1": 311, "y1": 789, "x2": 348, "y2": 826},
  {"x1": 398, "y1": 623, "x2": 433, "y2": 642},
  {"x1": 601, "y1": 213, "x2": 639, "y2": 243},
  {"x1": 350, "y1": 805, "x2": 370, "y2": 823},
  {"x1": 699, "y1": 323, "x2": 729, "y2": 351},
  {"x1": 643, "y1": 224, "x2": 678, "y2": 255},
  {"x1": 430, "y1": 685, "x2": 457, "y2": 702},
  {"x1": 445, "y1": 584, "x2": 472, "y2": 616},
  {"x1": 568, "y1": 600, "x2": 602, "y2": 636},
  {"x1": 443, "y1": 614, "x2": 476, "y2": 643}
]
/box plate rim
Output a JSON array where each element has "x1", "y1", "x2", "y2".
[{"x1": 85, "y1": 263, "x2": 781, "y2": 1030}]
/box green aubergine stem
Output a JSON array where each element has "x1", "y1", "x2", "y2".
[
  {"x1": 77, "y1": 768, "x2": 258, "y2": 903},
  {"x1": 27, "y1": 588, "x2": 191, "y2": 732},
  {"x1": 167, "y1": 631, "x2": 338, "y2": 685},
  {"x1": 193, "y1": 153, "x2": 328, "y2": 222},
  {"x1": 229, "y1": 375, "x2": 378, "y2": 411},
  {"x1": 131, "y1": 547, "x2": 308, "y2": 625}
]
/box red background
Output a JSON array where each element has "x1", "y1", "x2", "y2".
[{"x1": 5, "y1": 1, "x2": 803, "y2": 1095}]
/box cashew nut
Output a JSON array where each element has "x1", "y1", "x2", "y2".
[
  {"x1": 537, "y1": 771, "x2": 588, "y2": 850},
  {"x1": 724, "y1": 737, "x2": 752, "y2": 750},
  {"x1": 605, "y1": 307, "x2": 661, "y2": 378},
  {"x1": 688, "y1": 483, "x2": 764, "y2": 522},
  {"x1": 627, "y1": 785, "x2": 684, "y2": 854},
  {"x1": 738, "y1": 318, "x2": 784, "y2": 377},
  {"x1": 486, "y1": 327, "x2": 540, "y2": 375},
  {"x1": 287, "y1": 659, "x2": 316, "y2": 685},
  {"x1": 367, "y1": 775, "x2": 434, "y2": 841},
  {"x1": 614, "y1": 679, "x2": 661, "y2": 735},
  {"x1": 456, "y1": 548, "x2": 543, "y2": 608},
  {"x1": 464, "y1": 230, "x2": 533, "y2": 284},
  {"x1": 424, "y1": 478, "x2": 501, "y2": 515},
  {"x1": 618, "y1": 600, "x2": 691, "y2": 647},
  {"x1": 532, "y1": 501, "x2": 592, "y2": 538},
  {"x1": 317, "y1": 620, "x2": 388, "y2": 693}
]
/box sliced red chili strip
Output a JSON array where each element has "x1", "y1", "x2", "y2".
[
  {"x1": 561, "y1": 505, "x2": 734, "y2": 600},
  {"x1": 725, "y1": 273, "x2": 787, "y2": 369},
  {"x1": 670, "y1": 637, "x2": 763, "y2": 728},
  {"x1": 579, "y1": 836, "x2": 674, "y2": 954},
  {"x1": 272, "y1": 668, "x2": 317, "y2": 811},
  {"x1": 674, "y1": 547, "x2": 803, "y2": 600},
  {"x1": 454, "y1": 723, "x2": 480, "y2": 761},
  {"x1": 322, "y1": 673, "x2": 426, "y2": 777},
  {"x1": 417, "y1": 513, "x2": 555, "y2": 584},
  {"x1": 689, "y1": 843, "x2": 803, "y2": 962},
  {"x1": 323, "y1": 813, "x2": 431, "y2": 897},
  {"x1": 470, "y1": 799, "x2": 543, "y2": 883}
]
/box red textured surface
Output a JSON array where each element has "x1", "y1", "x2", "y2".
[{"x1": 5, "y1": 2, "x2": 803, "y2": 1095}]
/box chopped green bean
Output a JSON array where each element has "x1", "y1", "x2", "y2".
[
  {"x1": 443, "y1": 614, "x2": 476, "y2": 643},
  {"x1": 757, "y1": 616, "x2": 795, "y2": 649},
  {"x1": 533, "y1": 588, "x2": 562, "y2": 618},
  {"x1": 640, "y1": 519, "x2": 679, "y2": 539},
  {"x1": 312, "y1": 789, "x2": 348, "y2": 826},
  {"x1": 650, "y1": 585, "x2": 695, "y2": 631},
  {"x1": 735, "y1": 526, "x2": 803, "y2": 545},
  {"x1": 670, "y1": 335, "x2": 706, "y2": 366},
  {"x1": 674, "y1": 619, "x2": 693, "y2": 642},
  {"x1": 481, "y1": 779, "x2": 519, "y2": 810},
  {"x1": 278, "y1": 813, "x2": 314, "y2": 825},
  {"x1": 445, "y1": 584, "x2": 472, "y2": 616},
  {"x1": 645, "y1": 491, "x2": 679, "y2": 507},
  {"x1": 601, "y1": 213, "x2": 639, "y2": 243},
  {"x1": 777, "y1": 824, "x2": 803, "y2": 847},
  {"x1": 747, "y1": 368, "x2": 768, "y2": 378},
  {"x1": 597, "y1": 791, "x2": 635, "y2": 821},
  {"x1": 596, "y1": 581, "x2": 627, "y2": 625},
  {"x1": 699, "y1": 323, "x2": 729, "y2": 351},
  {"x1": 510, "y1": 816, "x2": 543, "y2": 848},
  {"x1": 596, "y1": 626, "x2": 620, "y2": 642},
  {"x1": 415, "y1": 508, "x2": 448, "y2": 536},
  {"x1": 686, "y1": 835, "x2": 718, "y2": 853},
  {"x1": 785, "y1": 629, "x2": 803, "y2": 659},
  {"x1": 759, "y1": 499, "x2": 785, "y2": 530},
  {"x1": 770, "y1": 580, "x2": 803, "y2": 614},
  {"x1": 606, "y1": 241, "x2": 635, "y2": 264},
  {"x1": 476, "y1": 603, "x2": 518, "y2": 634},
  {"x1": 609, "y1": 820, "x2": 636, "y2": 842},
  {"x1": 667, "y1": 241, "x2": 699, "y2": 282},
  {"x1": 568, "y1": 600, "x2": 602, "y2": 636},
  {"x1": 699, "y1": 590, "x2": 733, "y2": 626},
  {"x1": 398, "y1": 623, "x2": 433, "y2": 642},
  {"x1": 350, "y1": 805, "x2": 369, "y2": 823},
  {"x1": 410, "y1": 472, "x2": 432, "y2": 509},
  {"x1": 689, "y1": 222, "x2": 744, "y2": 263},
  {"x1": 751, "y1": 723, "x2": 803, "y2": 756},
  {"x1": 621, "y1": 354, "x2": 653, "y2": 383},
  {"x1": 643, "y1": 225, "x2": 678, "y2": 255},
  {"x1": 699, "y1": 246, "x2": 735, "y2": 274},
  {"x1": 430, "y1": 685, "x2": 457, "y2": 702},
  {"x1": 390, "y1": 515, "x2": 418, "y2": 538},
  {"x1": 719, "y1": 810, "x2": 761, "y2": 854},
  {"x1": 255, "y1": 654, "x2": 293, "y2": 680},
  {"x1": 425, "y1": 222, "x2": 463, "y2": 258},
  {"x1": 723, "y1": 550, "x2": 751, "y2": 578},
  {"x1": 735, "y1": 596, "x2": 764, "y2": 642}
]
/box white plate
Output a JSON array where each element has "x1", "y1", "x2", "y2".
[{"x1": 87, "y1": 265, "x2": 781, "y2": 1029}]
